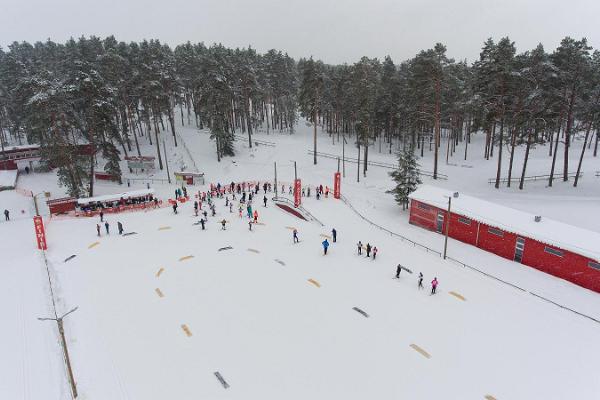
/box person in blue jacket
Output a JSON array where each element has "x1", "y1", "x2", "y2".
[{"x1": 322, "y1": 239, "x2": 329, "y2": 255}]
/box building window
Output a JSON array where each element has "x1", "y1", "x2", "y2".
[
  {"x1": 589, "y1": 261, "x2": 600, "y2": 271},
  {"x1": 488, "y1": 227, "x2": 504, "y2": 237},
  {"x1": 417, "y1": 203, "x2": 430, "y2": 211},
  {"x1": 544, "y1": 246, "x2": 563, "y2": 257},
  {"x1": 458, "y1": 217, "x2": 471, "y2": 225}
]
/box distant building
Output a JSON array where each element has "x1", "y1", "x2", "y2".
[{"x1": 409, "y1": 185, "x2": 600, "y2": 293}]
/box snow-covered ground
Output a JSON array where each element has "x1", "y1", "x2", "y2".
[
  {"x1": 0, "y1": 169, "x2": 18, "y2": 189},
  {"x1": 1, "y1": 118, "x2": 600, "y2": 399}
]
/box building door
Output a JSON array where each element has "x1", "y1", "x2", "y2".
[
  {"x1": 436, "y1": 212, "x2": 444, "y2": 233},
  {"x1": 514, "y1": 237, "x2": 525, "y2": 263}
]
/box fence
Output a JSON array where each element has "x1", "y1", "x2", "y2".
[
  {"x1": 234, "y1": 134, "x2": 277, "y2": 147},
  {"x1": 308, "y1": 150, "x2": 448, "y2": 180},
  {"x1": 339, "y1": 194, "x2": 600, "y2": 325},
  {"x1": 488, "y1": 171, "x2": 583, "y2": 184},
  {"x1": 339, "y1": 194, "x2": 441, "y2": 256},
  {"x1": 126, "y1": 177, "x2": 171, "y2": 187},
  {"x1": 177, "y1": 132, "x2": 200, "y2": 172}
]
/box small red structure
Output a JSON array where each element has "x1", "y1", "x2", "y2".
[
  {"x1": 95, "y1": 171, "x2": 120, "y2": 182},
  {"x1": 408, "y1": 185, "x2": 600, "y2": 293},
  {"x1": 174, "y1": 171, "x2": 205, "y2": 185},
  {"x1": 47, "y1": 197, "x2": 77, "y2": 215},
  {"x1": 33, "y1": 215, "x2": 47, "y2": 250}
]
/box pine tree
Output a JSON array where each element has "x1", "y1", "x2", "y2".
[{"x1": 388, "y1": 147, "x2": 422, "y2": 209}]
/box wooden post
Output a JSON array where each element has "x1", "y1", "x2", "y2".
[
  {"x1": 443, "y1": 196, "x2": 451, "y2": 259},
  {"x1": 58, "y1": 318, "x2": 78, "y2": 398}
]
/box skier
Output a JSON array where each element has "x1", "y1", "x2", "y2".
[
  {"x1": 229, "y1": 203, "x2": 233, "y2": 213},
  {"x1": 253, "y1": 210, "x2": 258, "y2": 223},
  {"x1": 225, "y1": 197, "x2": 229, "y2": 207},
  {"x1": 203, "y1": 210, "x2": 208, "y2": 220},
  {"x1": 211, "y1": 204, "x2": 216, "y2": 217},
  {"x1": 174, "y1": 189, "x2": 179, "y2": 200},
  {"x1": 331, "y1": 228, "x2": 337, "y2": 243},
  {"x1": 322, "y1": 238, "x2": 329, "y2": 255},
  {"x1": 431, "y1": 277, "x2": 438, "y2": 295},
  {"x1": 263, "y1": 195, "x2": 267, "y2": 207},
  {"x1": 247, "y1": 204, "x2": 253, "y2": 219},
  {"x1": 293, "y1": 229, "x2": 299, "y2": 243},
  {"x1": 307, "y1": 187, "x2": 311, "y2": 197},
  {"x1": 248, "y1": 220, "x2": 253, "y2": 231},
  {"x1": 194, "y1": 201, "x2": 199, "y2": 217},
  {"x1": 238, "y1": 206, "x2": 243, "y2": 218},
  {"x1": 200, "y1": 218, "x2": 206, "y2": 230},
  {"x1": 99, "y1": 210, "x2": 104, "y2": 222},
  {"x1": 96, "y1": 223, "x2": 101, "y2": 237},
  {"x1": 4, "y1": 209, "x2": 9, "y2": 221},
  {"x1": 289, "y1": 186, "x2": 292, "y2": 195},
  {"x1": 182, "y1": 187, "x2": 187, "y2": 198},
  {"x1": 104, "y1": 221, "x2": 110, "y2": 235},
  {"x1": 302, "y1": 188, "x2": 305, "y2": 197},
  {"x1": 172, "y1": 202, "x2": 178, "y2": 214},
  {"x1": 357, "y1": 241, "x2": 363, "y2": 255},
  {"x1": 395, "y1": 264, "x2": 402, "y2": 279},
  {"x1": 316, "y1": 191, "x2": 320, "y2": 200},
  {"x1": 366, "y1": 243, "x2": 371, "y2": 257},
  {"x1": 220, "y1": 219, "x2": 227, "y2": 230},
  {"x1": 372, "y1": 246, "x2": 378, "y2": 260},
  {"x1": 418, "y1": 272, "x2": 424, "y2": 289},
  {"x1": 117, "y1": 221, "x2": 124, "y2": 235}
]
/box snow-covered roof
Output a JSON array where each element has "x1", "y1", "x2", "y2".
[
  {"x1": 3, "y1": 144, "x2": 40, "y2": 151},
  {"x1": 409, "y1": 185, "x2": 600, "y2": 262},
  {"x1": 0, "y1": 170, "x2": 18, "y2": 188},
  {"x1": 78, "y1": 189, "x2": 154, "y2": 205}
]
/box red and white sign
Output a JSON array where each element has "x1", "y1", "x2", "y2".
[
  {"x1": 334, "y1": 172, "x2": 341, "y2": 199},
  {"x1": 33, "y1": 216, "x2": 47, "y2": 250},
  {"x1": 294, "y1": 179, "x2": 302, "y2": 207}
]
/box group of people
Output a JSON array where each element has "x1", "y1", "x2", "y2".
[
  {"x1": 96, "y1": 219, "x2": 124, "y2": 236},
  {"x1": 395, "y1": 266, "x2": 439, "y2": 295},
  {"x1": 356, "y1": 240, "x2": 378, "y2": 259},
  {"x1": 79, "y1": 193, "x2": 157, "y2": 213}
]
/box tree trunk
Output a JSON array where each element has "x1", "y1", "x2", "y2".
[
  {"x1": 433, "y1": 79, "x2": 441, "y2": 179},
  {"x1": 548, "y1": 120, "x2": 562, "y2": 187},
  {"x1": 154, "y1": 121, "x2": 163, "y2": 170},
  {"x1": 519, "y1": 128, "x2": 533, "y2": 190},
  {"x1": 563, "y1": 90, "x2": 576, "y2": 181},
  {"x1": 507, "y1": 126, "x2": 517, "y2": 187},
  {"x1": 494, "y1": 117, "x2": 504, "y2": 189},
  {"x1": 169, "y1": 108, "x2": 177, "y2": 147},
  {"x1": 574, "y1": 120, "x2": 593, "y2": 187},
  {"x1": 246, "y1": 97, "x2": 253, "y2": 149},
  {"x1": 313, "y1": 107, "x2": 318, "y2": 165},
  {"x1": 593, "y1": 128, "x2": 599, "y2": 157}
]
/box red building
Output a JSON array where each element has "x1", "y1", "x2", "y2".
[{"x1": 408, "y1": 185, "x2": 600, "y2": 293}]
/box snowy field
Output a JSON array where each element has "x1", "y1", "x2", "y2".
[{"x1": 2, "y1": 119, "x2": 600, "y2": 399}]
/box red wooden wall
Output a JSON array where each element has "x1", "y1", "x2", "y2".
[{"x1": 409, "y1": 199, "x2": 600, "y2": 293}]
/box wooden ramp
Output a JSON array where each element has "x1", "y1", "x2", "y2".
[
  {"x1": 449, "y1": 291, "x2": 466, "y2": 301},
  {"x1": 179, "y1": 255, "x2": 194, "y2": 262},
  {"x1": 410, "y1": 344, "x2": 431, "y2": 359},
  {"x1": 307, "y1": 278, "x2": 321, "y2": 288},
  {"x1": 88, "y1": 241, "x2": 100, "y2": 249}
]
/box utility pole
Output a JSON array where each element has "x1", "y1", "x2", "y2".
[
  {"x1": 342, "y1": 134, "x2": 346, "y2": 178},
  {"x1": 443, "y1": 196, "x2": 452, "y2": 259},
  {"x1": 163, "y1": 140, "x2": 171, "y2": 184},
  {"x1": 294, "y1": 161, "x2": 297, "y2": 181},
  {"x1": 337, "y1": 157, "x2": 340, "y2": 173},
  {"x1": 274, "y1": 162, "x2": 278, "y2": 197}
]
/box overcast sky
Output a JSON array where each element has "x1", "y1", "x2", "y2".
[{"x1": 1, "y1": 0, "x2": 599, "y2": 64}]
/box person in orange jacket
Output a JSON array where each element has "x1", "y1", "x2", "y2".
[{"x1": 253, "y1": 210, "x2": 258, "y2": 223}]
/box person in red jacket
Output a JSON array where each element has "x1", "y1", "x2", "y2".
[{"x1": 431, "y1": 277, "x2": 438, "y2": 295}]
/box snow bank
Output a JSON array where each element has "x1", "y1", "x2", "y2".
[{"x1": 0, "y1": 170, "x2": 18, "y2": 190}]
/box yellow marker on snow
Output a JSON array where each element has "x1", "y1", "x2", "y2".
[
  {"x1": 307, "y1": 279, "x2": 321, "y2": 288},
  {"x1": 181, "y1": 324, "x2": 192, "y2": 337},
  {"x1": 88, "y1": 241, "x2": 100, "y2": 249},
  {"x1": 158, "y1": 226, "x2": 171, "y2": 231},
  {"x1": 285, "y1": 226, "x2": 297, "y2": 231},
  {"x1": 484, "y1": 396, "x2": 497, "y2": 400},
  {"x1": 320, "y1": 234, "x2": 332, "y2": 239},
  {"x1": 179, "y1": 255, "x2": 194, "y2": 262},
  {"x1": 449, "y1": 291, "x2": 466, "y2": 301},
  {"x1": 410, "y1": 344, "x2": 431, "y2": 359},
  {"x1": 155, "y1": 288, "x2": 164, "y2": 298},
  {"x1": 156, "y1": 268, "x2": 165, "y2": 277}
]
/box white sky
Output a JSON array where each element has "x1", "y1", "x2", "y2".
[{"x1": 1, "y1": 0, "x2": 599, "y2": 64}]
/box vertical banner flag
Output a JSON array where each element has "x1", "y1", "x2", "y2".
[
  {"x1": 334, "y1": 172, "x2": 341, "y2": 199},
  {"x1": 33, "y1": 215, "x2": 47, "y2": 250},
  {"x1": 294, "y1": 178, "x2": 302, "y2": 207}
]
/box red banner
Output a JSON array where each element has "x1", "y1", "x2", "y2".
[
  {"x1": 334, "y1": 172, "x2": 341, "y2": 199},
  {"x1": 33, "y1": 216, "x2": 47, "y2": 250},
  {"x1": 294, "y1": 178, "x2": 301, "y2": 207}
]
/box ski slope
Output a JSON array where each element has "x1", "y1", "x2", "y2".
[{"x1": 2, "y1": 118, "x2": 600, "y2": 399}]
